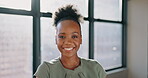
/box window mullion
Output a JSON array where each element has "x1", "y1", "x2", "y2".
[
  {"x1": 122, "y1": 0, "x2": 128, "y2": 68},
  {"x1": 32, "y1": 0, "x2": 41, "y2": 75},
  {"x1": 88, "y1": 0, "x2": 94, "y2": 59}
]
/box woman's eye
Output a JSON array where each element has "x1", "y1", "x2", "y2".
[
  {"x1": 72, "y1": 36, "x2": 78, "y2": 38},
  {"x1": 58, "y1": 36, "x2": 65, "y2": 39}
]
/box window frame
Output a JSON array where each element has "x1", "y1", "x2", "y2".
[
  {"x1": 88, "y1": 0, "x2": 127, "y2": 71},
  {"x1": 0, "y1": 0, "x2": 127, "y2": 77}
]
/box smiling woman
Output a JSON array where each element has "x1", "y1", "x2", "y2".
[{"x1": 34, "y1": 5, "x2": 106, "y2": 78}]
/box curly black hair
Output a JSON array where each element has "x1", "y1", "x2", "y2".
[{"x1": 52, "y1": 5, "x2": 83, "y2": 27}]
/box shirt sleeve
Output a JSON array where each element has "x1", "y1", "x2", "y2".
[
  {"x1": 34, "y1": 62, "x2": 50, "y2": 78},
  {"x1": 96, "y1": 62, "x2": 107, "y2": 78}
]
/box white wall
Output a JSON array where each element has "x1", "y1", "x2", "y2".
[{"x1": 127, "y1": 0, "x2": 148, "y2": 78}]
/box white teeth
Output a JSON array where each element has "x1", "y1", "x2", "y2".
[{"x1": 64, "y1": 48, "x2": 73, "y2": 50}]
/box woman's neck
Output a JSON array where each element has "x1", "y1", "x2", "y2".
[{"x1": 60, "y1": 55, "x2": 80, "y2": 70}]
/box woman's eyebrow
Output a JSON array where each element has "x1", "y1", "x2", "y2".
[{"x1": 58, "y1": 32, "x2": 65, "y2": 34}]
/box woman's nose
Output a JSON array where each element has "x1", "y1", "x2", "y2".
[{"x1": 64, "y1": 38, "x2": 73, "y2": 45}]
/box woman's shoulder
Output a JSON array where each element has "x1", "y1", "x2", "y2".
[
  {"x1": 42, "y1": 58, "x2": 60, "y2": 66},
  {"x1": 80, "y1": 57, "x2": 103, "y2": 68},
  {"x1": 81, "y1": 58, "x2": 99, "y2": 64},
  {"x1": 80, "y1": 58, "x2": 107, "y2": 78}
]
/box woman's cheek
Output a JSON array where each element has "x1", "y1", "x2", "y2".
[{"x1": 57, "y1": 39, "x2": 63, "y2": 43}]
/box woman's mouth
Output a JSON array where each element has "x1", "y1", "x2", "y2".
[{"x1": 64, "y1": 47, "x2": 74, "y2": 51}]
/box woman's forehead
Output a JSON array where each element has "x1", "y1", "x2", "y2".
[
  {"x1": 56, "y1": 20, "x2": 81, "y2": 32},
  {"x1": 56, "y1": 28, "x2": 80, "y2": 35}
]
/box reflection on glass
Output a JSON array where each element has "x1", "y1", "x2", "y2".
[
  {"x1": 94, "y1": 0, "x2": 122, "y2": 21},
  {"x1": 41, "y1": 18, "x2": 88, "y2": 62},
  {"x1": 94, "y1": 22, "x2": 122, "y2": 70},
  {"x1": 0, "y1": 14, "x2": 32, "y2": 78},
  {"x1": 0, "y1": 0, "x2": 31, "y2": 10},
  {"x1": 41, "y1": 0, "x2": 88, "y2": 17}
]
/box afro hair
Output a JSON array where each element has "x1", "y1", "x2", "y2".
[{"x1": 52, "y1": 5, "x2": 83, "y2": 26}]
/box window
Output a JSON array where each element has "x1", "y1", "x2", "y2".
[
  {"x1": 41, "y1": 17, "x2": 59, "y2": 61},
  {"x1": 0, "y1": 0, "x2": 31, "y2": 10},
  {"x1": 41, "y1": 0, "x2": 88, "y2": 17},
  {"x1": 0, "y1": 14, "x2": 32, "y2": 78},
  {"x1": 93, "y1": 0, "x2": 127, "y2": 71},
  {"x1": 94, "y1": 22, "x2": 122, "y2": 70},
  {"x1": 0, "y1": 0, "x2": 127, "y2": 77},
  {"x1": 94, "y1": 0, "x2": 122, "y2": 21}
]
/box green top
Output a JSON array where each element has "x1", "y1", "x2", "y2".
[{"x1": 34, "y1": 58, "x2": 107, "y2": 78}]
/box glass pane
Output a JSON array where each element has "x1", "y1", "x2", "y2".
[
  {"x1": 0, "y1": 14, "x2": 32, "y2": 78},
  {"x1": 78, "y1": 21, "x2": 89, "y2": 58},
  {"x1": 94, "y1": 0, "x2": 122, "y2": 21},
  {"x1": 41, "y1": 0, "x2": 88, "y2": 17},
  {"x1": 94, "y1": 22, "x2": 122, "y2": 70},
  {"x1": 41, "y1": 17, "x2": 60, "y2": 62},
  {"x1": 0, "y1": 0, "x2": 31, "y2": 10},
  {"x1": 41, "y1": 17, "x2": 88, "y2": 62}
]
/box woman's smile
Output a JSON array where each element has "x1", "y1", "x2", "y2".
[{"x1": 64, "y1": 47, "x2": 74, "y2": 51}]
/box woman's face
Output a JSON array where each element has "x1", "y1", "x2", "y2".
[{"x1": 56, "y1": 20, "x2": 82, "y2": 58}]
